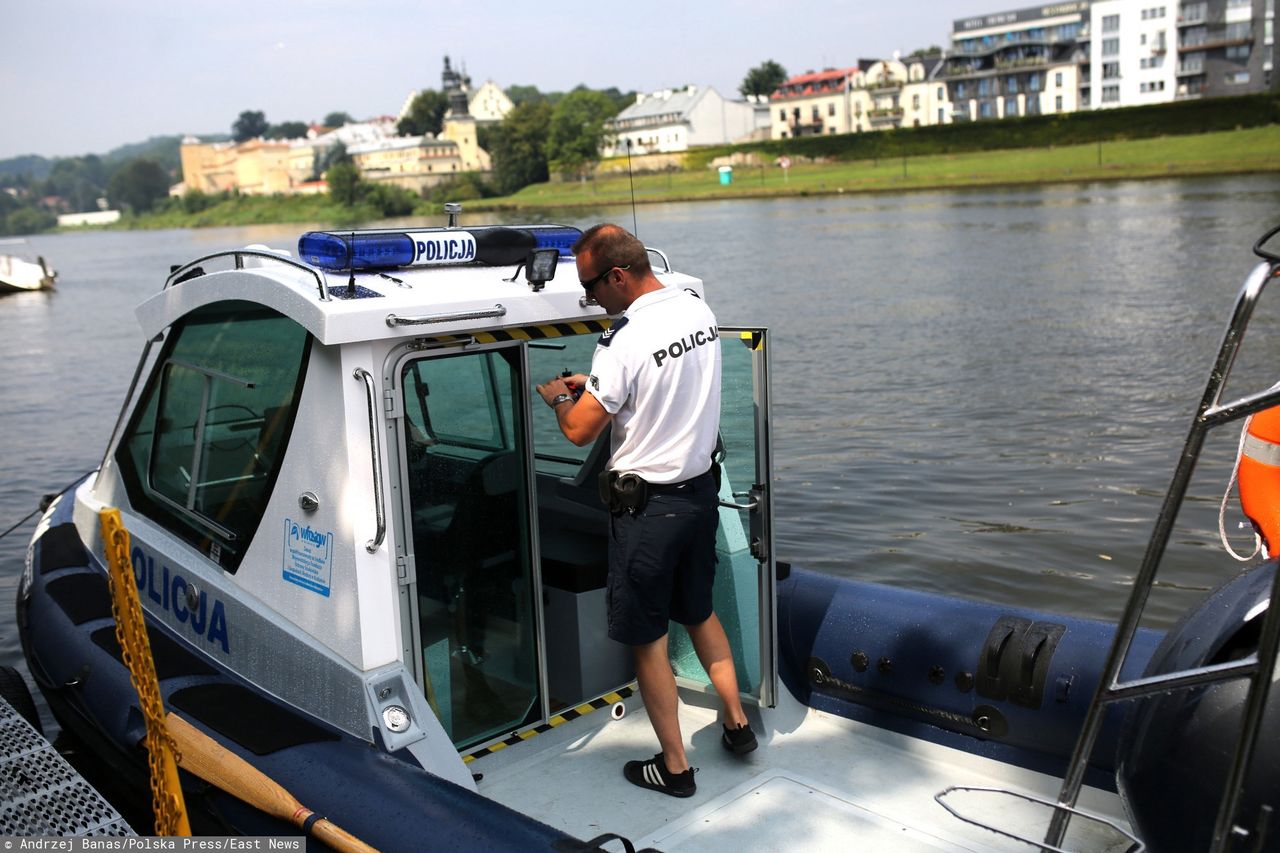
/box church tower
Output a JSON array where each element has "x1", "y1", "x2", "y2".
[{"x1": 439, "y1": 56, "x2": 489, "y2": 172}]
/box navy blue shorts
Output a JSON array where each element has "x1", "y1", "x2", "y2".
[{"x1": 606, "y1": 471, "x2": 719, "y2": 646}]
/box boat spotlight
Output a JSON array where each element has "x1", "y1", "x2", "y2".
[{"x1": 504, "y1": 247, "x2": 560, "y2": 292}]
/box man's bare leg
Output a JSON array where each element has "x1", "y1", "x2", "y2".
[
  {"x1": 633, "y1": 633, "x2": 689, "y2": 772},
  {"x1": 686, "y1": 612, "x2": 749, "y2": 729}
]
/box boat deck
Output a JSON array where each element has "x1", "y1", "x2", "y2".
[
  {"x1": 472, "y1": 686, "x2": 1136, "y2": 852},
  {"x1": 0, "y1": 694, "x2": 134, "y2": 836}
]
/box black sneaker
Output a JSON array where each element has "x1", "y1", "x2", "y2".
[
  {"x1": 722, "y1": 722, "x2": 758, "y2": 755},
  {"x1": 623, "y1": 753, "x2": 697, "y2": 798}
]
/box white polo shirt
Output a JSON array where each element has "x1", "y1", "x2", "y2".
[{"x1": 586, "y1": 287, "x2": 721, "y2": 484}]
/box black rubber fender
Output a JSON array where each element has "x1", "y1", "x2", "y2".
[{"x1": 1117, "y1": 561, "x2": 1280, "y2": 853}]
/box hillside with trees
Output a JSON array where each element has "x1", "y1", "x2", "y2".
[
  {"x1": 0, "y1": 76, "x2": 644, "y2": 234},
  {"x1": 0, "y1": 111, "x2": 314, "y2": 234}
]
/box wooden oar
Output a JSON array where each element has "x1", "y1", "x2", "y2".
[{"x1": 166, "y1": 713, "x2": 379, "y2": 853}]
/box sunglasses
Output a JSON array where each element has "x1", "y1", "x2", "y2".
[{"x1": 580, "y1": 264, "x2": 630, "y2": 295}]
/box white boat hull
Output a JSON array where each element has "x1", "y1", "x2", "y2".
[{"x1": 0, "y1": 254, "x2": 56, "y2": 292}]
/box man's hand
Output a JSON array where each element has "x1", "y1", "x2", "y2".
[
  {"x1": 561, "y1": 372, "x2": 590, "y2": 394},
  {"x1": 536, "y1": 374, "x2": 611, "y2": 446},
  {"x1": 536, "y1": 376, "x2": 573, "y2": 407}
]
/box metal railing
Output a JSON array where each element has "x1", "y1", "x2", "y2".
[
  {"x1": 386, "y1": 305, "x2": 507, "y2": 327},
  {"x1": 164, "y1": 249, "x2": 330, "y2": 301},
  {"x1": 1047, "y1": 225, "x2": 1280, "y2": 852}
]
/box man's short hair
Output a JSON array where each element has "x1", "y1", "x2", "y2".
[{"x1": 573, "y1": 223, "x2": 651, "y2": 275}]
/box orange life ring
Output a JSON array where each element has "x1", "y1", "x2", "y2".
[{"x1": 1237, "y1": 407, "x2": 1280, "y2": 556}]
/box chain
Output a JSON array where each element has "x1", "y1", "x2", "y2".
[{"x1": 99, "y1": 509, "x2": 191, "y2": 836}]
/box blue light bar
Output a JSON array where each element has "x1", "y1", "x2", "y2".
[{"x1": 298, "y1": 225, "x2": 582, "y2": 272}]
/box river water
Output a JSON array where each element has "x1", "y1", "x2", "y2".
[{"x1": 2, "y1": 175, "x2": 1279, "y2": 727}]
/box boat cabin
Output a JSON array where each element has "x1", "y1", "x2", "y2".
[{"x1": 78, "y1": 221, "x2": 776, "y2": 789}]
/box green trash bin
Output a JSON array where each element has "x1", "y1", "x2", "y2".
[{"x1": 718, "y1": 166, "x2": 733, "y2": 185}]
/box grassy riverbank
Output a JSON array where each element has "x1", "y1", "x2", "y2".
[
  {"x1": 114, "y1": 124, "x2": 1280, "y2": 229},
  {"x1": 474, "y1": 124, "x2": 1280, "y2": 211}
]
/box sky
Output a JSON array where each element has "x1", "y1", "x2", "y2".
[{"x1": 0, "y1": 0, "x2": 988, "y2": 161}]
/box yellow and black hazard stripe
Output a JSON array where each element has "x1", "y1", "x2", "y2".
[
  {"x1": 463, "y1": 685, "x2": 635, "y2": 764},
  {"x1": 425, "y1": 319, "x2": 614, "y2": 348}
]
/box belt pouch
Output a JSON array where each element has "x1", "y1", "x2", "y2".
[
  {"x1": 599, "y1": 470, "x2": 619, "y2": 511},
  {"x1": 613, "y1": 473, "x2": 649, "y2": 514}
]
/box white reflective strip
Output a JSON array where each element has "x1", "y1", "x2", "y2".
[
  {"x1": 645, "y1": 763, "x2": 662, "y2": 787},
  {"x1": 1244, "y1": 433, "x2": 1280, "y2": 467}
]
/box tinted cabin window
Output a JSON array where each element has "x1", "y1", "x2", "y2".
[{"x1": 117, "y1": 301, "x2": 310, "y2": 572}]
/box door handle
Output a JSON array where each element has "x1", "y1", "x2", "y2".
[{"x1": 720, "y1": 489, "x2": 758, "y2": 510}]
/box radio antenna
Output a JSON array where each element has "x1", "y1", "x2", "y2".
[
  {"x1": 625, "y1": 138, "x2": 638, "y2": 236},
  {"x1": 346, "y1": 230, "x2": 357, "y2": 297}
]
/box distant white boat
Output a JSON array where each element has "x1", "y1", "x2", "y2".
[{"x1": 0, "y1": 253, "x2": 56, "y2": 293}]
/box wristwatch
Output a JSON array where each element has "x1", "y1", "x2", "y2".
[{"x1": 549, "y1": 394, "x2": 574, "y2": 408}]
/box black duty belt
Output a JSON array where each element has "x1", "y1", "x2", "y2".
[
  {"x1": 600, "y1": 468, "x2": 715, "y2": 515},
  {"x1": 646, "y1": 469, "x2": 714, "y2": 493}
]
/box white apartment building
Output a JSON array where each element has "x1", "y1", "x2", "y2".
[
  {"x1": 770, "y1": 68, "x2": 861, "y2": 138},
  {"x1": 771, "y1": 57, "x2": 951, "y2": 139},
  {"x1": 947, "y1": 0, "x2": 1275, "y2": 116},
  {"x1": 1090, "y1": 1, "x2": 1178, "y2": 107},
  {"x1": 861, "y1": 57, "x2": 953, "y2": 129},
  {"x1": 603, "y1": 86, "x2": 761, "y2": 156}
]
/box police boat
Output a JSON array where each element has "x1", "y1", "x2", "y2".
[{"x1": 16, "y1": 212, "x2": 1280, "y2": 851}]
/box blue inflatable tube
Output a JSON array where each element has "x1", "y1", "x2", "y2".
[{"x1": 777, "y1": 566, "x2": 1165, "y2": 783}]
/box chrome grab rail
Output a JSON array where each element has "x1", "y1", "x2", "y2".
[
  {"x1": 386, "y1": 305, "x2": 506, "y2": 327},
  {"x1": 353, "y1": 368, "x2": 386, "y2": 553},
  {"x1": 164, "y1": 249, "x2": 330, "y2": 301},
  {"x1": 646, "y1": 247, "x2": 671, "y2": 273},
  {"x1": 1048, "y1": 253, "x2": 1280, "y2": 852}
]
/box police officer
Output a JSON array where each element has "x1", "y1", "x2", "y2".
[{"x1": 536, "y1": 224, "x2": 756, "y2": 799}]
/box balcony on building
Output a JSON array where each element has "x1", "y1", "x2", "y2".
[
  {"x1": 866, "y1": 76, "x2": 905, "y2": 94},
  {"x1": 1176, "y1": 79, "x2": 1208, "y2": 98},
  {"x1": 786, "y1": 118, "x2": 827, "y2": 137},
  {"x1": 994, "y1": 53, "x2": 1049, "y2": 71},
  {"x1": 944, "y1": 60, "x2": 981, "y2": 77},
  {"x1": 952, "y1": 24, "x2": 1082, "y2": 58},
  {"x1": 1177, "y1": 3, "x2": 1209, "y2": 26},
  {"x1": 867, "y1": 107, "x2": 905, "y2": 126},
  {"x1": 1178, "y1": 30, "x2": 1254, "y2": 51}
]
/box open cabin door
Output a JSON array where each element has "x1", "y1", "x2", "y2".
[
  {"x1": 670, "y1": 327, "x2": 776, "y2": 707},
  {"x1": 389, "y1": 341, "x2": 546, "y2": 751},
  {"x1": 387, "y1": 323, "x2": 774, "y2": 753}
]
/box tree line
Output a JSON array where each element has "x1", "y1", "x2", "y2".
[
  {"x1": 0, "y1": 61, "x2": 791, "y2": 234},
  {"x1": 0, "y1": 152, "x2": 175, "y2": 235}
]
